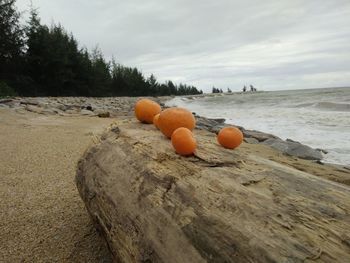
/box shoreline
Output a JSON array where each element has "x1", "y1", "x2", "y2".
[{"x1": 1, "y1": 96, "x2": 348, "y2": 168}]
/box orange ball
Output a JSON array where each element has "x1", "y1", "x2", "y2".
[
  {"x1": 134, "y1": 99, "x2": 161, "y2": 124},
  {"x1": 171, "y1": 127, "x2": 197, "y2": 156},
  {"x1": 158, "y1": 107, "x2": 196, "y2": 138},
  {"x1": 217, "y1": 127, "x2": 243, "y2": 149},
  {"x1": 153, "y1": 113, "x2": 160, "y2": 129}
]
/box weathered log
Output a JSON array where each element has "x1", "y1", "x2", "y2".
[{"x1": 76, "y1": 120, "x2": 350, "y2": 263}]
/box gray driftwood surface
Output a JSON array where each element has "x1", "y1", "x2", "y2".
[{"x1": 76, "y1": 119, "x2": 350, "y2": 263}]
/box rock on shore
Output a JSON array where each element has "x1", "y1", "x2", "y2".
[
  {"x1": 76, "y1": 119, "x2": 350, "y2": 263},
  {"x1": 195, "y1": 115, "x2": 324, "y2": 161},
  {"x1": 263, "y1": 138, "x2": 323, "y2": 160}
]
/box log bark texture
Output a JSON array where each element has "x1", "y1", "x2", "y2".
[{"x1": 76, "y1": 120, "x2": 350, "y2": 263}]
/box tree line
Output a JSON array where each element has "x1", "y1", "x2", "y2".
[{"x1": 0, "y1": 0, "x2": 203, "y2": 97}]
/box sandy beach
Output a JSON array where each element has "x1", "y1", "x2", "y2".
[
  {"x1": 0, "y1": 109, "x2": 114, "y2": 262},
  {"x1": 1, "y1": 97, "x2": 349, "y2": 262}
]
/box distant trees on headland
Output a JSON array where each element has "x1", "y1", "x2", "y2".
[
  {"x1": 211, "y1": 87, "x2": 232, "y2": 93},
  {"x1": 212, "y1": 87, "x2": 223, "y2": 93},
  {"x1": 0, "y1": 0, "x2": 203, "y2": 97}
]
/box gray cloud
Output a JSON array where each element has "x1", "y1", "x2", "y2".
[{"x1": 16, "y1": 0, "x2": 350, "y2": 92}]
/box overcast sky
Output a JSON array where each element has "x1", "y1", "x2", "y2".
[{"x1": 16, "y1": 0, "x2": 350, "y2": 92}]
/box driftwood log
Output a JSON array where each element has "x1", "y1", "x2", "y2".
[{"x1": 76, "y1": 119, "x2": 350, "y2": 262}]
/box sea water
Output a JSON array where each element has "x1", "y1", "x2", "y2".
[{"x1": 166, "y1": 87, "x2": 350, "y2": 165}]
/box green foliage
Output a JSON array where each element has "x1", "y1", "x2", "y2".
[
  {"x1": 0, "y1": 81, "x2": 17, "y2": 97},
  {"x1": 0, "y1": 0, "x2": 24, "y2": 61},
  {"x1": 1, "y1": 2, "x2": 203, "y2": 97},
  {"x1": 0, "y1": 0, "x2": 24, "y2": 84}
]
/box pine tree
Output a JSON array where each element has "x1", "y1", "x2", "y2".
[
  {"x1": 24, "y1": 7, "x2": 45, "y2": 95},
  {"x1": 89, "y1": 47, "x2": 111, "y2": 96},
  {"x1": 146, "y1": 74, "x2": 159, "y2": 95},
  {"x1": 167, "y1": 80, "x2": 177, "y2": 95},
  {"x1": 0, "y1": 0, "x2": 24, "y2": 91}
]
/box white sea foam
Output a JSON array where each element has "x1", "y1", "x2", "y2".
[{"x1": 166, "y1": 87, "x2": 350, "y2": 165}]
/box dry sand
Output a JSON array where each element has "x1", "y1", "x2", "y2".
[{"x1": 0, "y1": 109, "x2": 114, "y2": 262}]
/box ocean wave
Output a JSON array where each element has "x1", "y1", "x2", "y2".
[
  {"x1": 169, "y1": 88, "x2": 350, "y2": 165},
  {"x1": 314, "y1": 102, "x2": 350, "y2": 112},
  {"x1": 291, "y1": 102, "x2": 314, "y2": 108},
  {"x1": 291, "y1": 101, "x2": 350, "y2": 111}
]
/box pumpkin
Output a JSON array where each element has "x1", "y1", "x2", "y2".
[
  {"x1": 217, "y1": 127, "x2": 243, "y2": 149},
  {"x1": 171, "y1": 127, "x2": 196, "y2": 156},
  {"x1": 134, "y1": 99, "x2": 161, "y2": 124},
  {"x1": 158, "y1": 107, "x2": 196, "y2": 138},
  {"x1": 153, "y1": 113, "x2": 160, "y2": 129}
]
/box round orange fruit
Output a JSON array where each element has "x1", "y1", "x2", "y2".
[
  {"x1": 171, "y1": 127, "x2": 196, "y2": 156},
  {"x1": 217, "y1": 127, "x2": 243, "y2": 149},
  {"x1": 153, "y1": 113, "x2": 160, "y2": 129},
  {"x1": 134, "y1": 99, "x2": 161, "y2": 124},
  {"x1": 158, "y1": 107, "x2": 196, "y2": 138}
]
